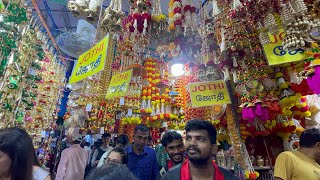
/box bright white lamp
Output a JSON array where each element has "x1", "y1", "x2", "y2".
[{"x1": 171, "y1": 63, "x2": 185, "y2": 77}]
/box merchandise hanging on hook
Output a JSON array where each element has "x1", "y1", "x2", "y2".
[
  {"x1": 150, "y1": 0, "x2": 167, "y2": 39},
  {"x1": 212, "y1": 0, "x2": 220, "y2": 18},
  {"x1": 101, "y1": 0, "x2": 124, "y2": 34},
  {"x1": 85, "y1": 0, "x2": 103, "y2": 23}
]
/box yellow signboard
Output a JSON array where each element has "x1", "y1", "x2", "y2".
[
  {"x1": 263, "y1": 29, "x2": 306, "y2": 66},
  {"x1": 69, "y1": 36, "x2": 109, "y2": 84},
  {"x1": 106, "y1": 69, "x2": 133, "y2": 99},
  {"x1": 189, "y1": 80, "x2": 231, "y2": 108}
]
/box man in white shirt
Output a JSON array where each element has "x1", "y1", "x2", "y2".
[
  {"x1": 91, "y1": 133, "x2": 113, "y2": 167},
  {"x1": 56, "y1": 133, "x2": 88, "y2": 180}
]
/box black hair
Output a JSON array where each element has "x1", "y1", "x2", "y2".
[
  {"x1": 86, "y1": 129, "x2": 92, "y2": 135},
  {"x1": 80, "y1": 142, "x2": 84, "y2": 148},
  {"x1": 300, "y1": 128, "x2": 320, "y2": 148},
  {"x1": 85, "y1": 142, "x2": 90, "y2": 146},
  {"x1": 117, "y1": 134, "x2": 129, "y2": 146},
  {"x1": 185, "y1": 119, "x2": 217, "y2": 144},
  {"x1": 109, "y1": 147, "x2": 128, "y2": 164},
  {"x1": 86, "y1": 163, "x2": 136, "y2": 180},
  {"x1": 102, "y1": 133, "x2": 111, "y2": 138},
  {"x1": 134, "y1": 124, "x2": 149, "y2": 134},
  {"x1": 33, "y1": 150, "x2": 41, "y2": 166},
  {"x1": 95, "y1": 141, "x2": 102, "y2": 148},
  {"x1": 161, "y1": 130, "x2": 183, "y2": 147},
  {"x1": 0, "y1": 127, "x2": 35, "y2": 180}
]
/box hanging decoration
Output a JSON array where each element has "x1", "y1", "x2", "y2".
[
  {"x1": 58, "y1": 0, "x2": 320, "y2": 178},
  {"x1": 67, "y1": 0, "x2": 103, "y2": 23},
  {"x1": 123, "y1": 0, "x2": 152, "y2": 37},
  {"x1": 181, "y1": 0, "x2": 196, "y2": 35},
  {"x1": 0, "y1": 4, "x2": 66, "y2": 131},
  {"x1": 101, "y1": 0, "x2": 124, "y2": 34},
  {"x1": 168, "y1": 0, "x2": 182, "y2": 32},
  {"x1": 150, "y1": 0, "x2": 167, "y2": 41}
]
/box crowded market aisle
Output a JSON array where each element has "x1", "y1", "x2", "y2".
[{"x1": 1, "y1": 0, "x2": 320, "y2": 180}]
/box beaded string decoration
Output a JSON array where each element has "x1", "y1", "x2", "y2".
[{"x1": 150, "y1": 0, "x2": 167, "y2": 40}]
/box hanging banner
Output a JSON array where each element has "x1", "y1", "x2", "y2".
[
  {"x1": 262, "y1": 29, "x2": 306, "y2": 66},
  {"x1": 189, "y1": 80, "x2": 231, "y2": 108},
  {"x1": 69, "y1": 35, "x2": 109, "y2": 84},
  {"x1": 106, "y1": 69, "x2": 133, "y2": 99}
]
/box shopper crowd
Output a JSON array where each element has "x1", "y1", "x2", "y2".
[{"x1": 0, "y1": 119, "x2": 319, "y2": 180}]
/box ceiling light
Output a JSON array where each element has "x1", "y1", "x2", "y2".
[{"x1": 171, "y1": 63, "x2": 185, "y2": 77}]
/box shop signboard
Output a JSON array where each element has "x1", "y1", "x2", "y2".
[
  {"x1": 106, "y1": 69, "x2": 133, "y2": 99},
  {"x1": 69, "y1": 35, "x2": 109, "y2": 84},
  {"x1": 189, "y1": 80, "x2": 231, "y2": 108},
  {"x1": 263, "y1": 29, "x2": 306, "y2": 66}
]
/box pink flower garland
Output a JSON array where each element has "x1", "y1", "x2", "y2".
[
  {"x1": 307, "y1": 66, "x2": 320, "y2": 94},
  {"x1": 123, "y1": 0, "x2": 152, "y2": 36}
]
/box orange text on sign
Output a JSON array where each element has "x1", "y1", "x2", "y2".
[
  {"x1": 269, "y1": 32, "x2": 286, "y2": 44},
  {"x1": 191, "y1": 82, "x2": 225, "y2": 92},
  {"x1": 79, "y1": 42, "x2": 105, "y2": 65},
  {"x1": 110, "y1": 73, "x2": 129, "y2": 84}
]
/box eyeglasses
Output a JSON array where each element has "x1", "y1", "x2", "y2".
[{"x1": 105, "y1": 158, "x2": 122, "y2": 164}]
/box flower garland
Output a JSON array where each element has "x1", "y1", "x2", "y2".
[
  {"x1": 305, "y1": 43, "x2": 320, "y2": 94},
  {"x1": 276, "y1": 71, "x2": 311, "y2": 119},
  {"x1": 151, "y1": 14, "x2": 166, "y2": 23},
  {"x1": 305, "y1": 95, "x2": 320, "y2": 128},
  {"x1": 181, "y1": 0, "x2": 196, "y2": 34},
  {"x1": 151, "y1": 0, "x2": 166, "y2": 23},
  {"x1": 273, "y1": 67, "x2": 309, "y2": 139},
  {"x1": 123, "y1": 0, "x2": 152, "y2": 37},
  {"x1": 168, "y1": 0, "x2": 182, "y2": 31},
  {"x1": 140, "y1": 58, "x2": 180, "y2": 128}
]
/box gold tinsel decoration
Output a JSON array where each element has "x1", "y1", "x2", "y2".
[
  {"x1": 226, "y1": 105, "x2": 247, "y2": 169},
  {"x1": 97, "y1": 37, "x2": 114, "y2": 100}
]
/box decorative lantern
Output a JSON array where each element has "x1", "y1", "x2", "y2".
[
  {"x1": 101, "y1": 0, "x2": 124, "y2": 34},
  {"x1": 206, "y1": 62, "x2": 222, "y2": 81},
  {"x1": 67, "y1": 0, "x2": 86, "y2": 17},
  {"x1": 197, "y1": 65, "x2": 206, "y2": 82},
  {"x1": 85, "y1": 0, "x2": 103, "y2": 22}
]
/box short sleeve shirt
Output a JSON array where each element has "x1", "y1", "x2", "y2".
[{"x1": 274, "y1": 151, "x2": 320, "y2": 180}]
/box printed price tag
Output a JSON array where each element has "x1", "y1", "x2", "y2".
[
  {"x1": 128, "y1": 109, "x2": 132, "y2": 116},
  {"x1": 120, "y1": 97, "x2": 125, "y2": 106},
  {"x1": 100, "y1": 127, "x2": 104, "y2": 134},
  {"x1": 86, "y1": 103, "x2": 93, "y2": 111}
]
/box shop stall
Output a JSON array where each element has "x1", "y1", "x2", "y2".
[
  {"x1": 64, "y1": 0, "x2": 320, "y2": 179},
  {"x1": 0, "y1": 0, "x2": 319, "y2": 179}
]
